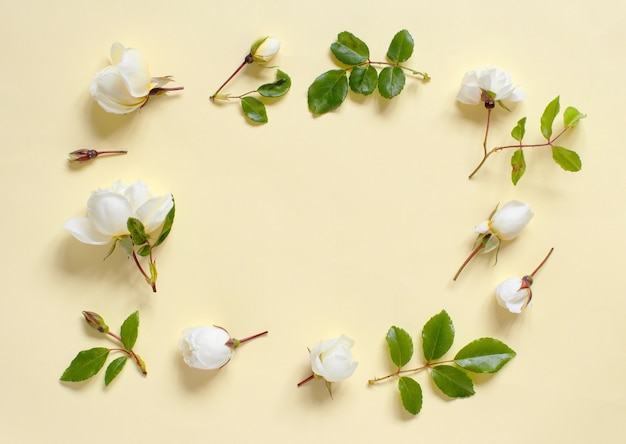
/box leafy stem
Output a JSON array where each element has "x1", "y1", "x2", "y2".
[
  {"x1": 131, "y1": 248, "x2": 156, "y2": 292},
  {"x1": 357, "y1": 60, "x2": 430, "y2": 80},
  {"x1": 368, "y1": 359, "x2": 456, "y2": 384}
]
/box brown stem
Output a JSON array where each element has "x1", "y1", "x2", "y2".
[
  {"x1": 210, "y1": 55, "x2": 253, "y2": 101},
  {"x1": 530, "y1": 247, "x2": 554, "y2": 277},
  {"x1": 297, "y1": 374, "x2": 315, "y2": 387},
  {"x1": 483, "y1": 108, "x2": 492, "y2": 157},
  {"x1": 453, "y1": 243, "x2": 485, "y2": 281},
  {"x1": 239, "y1": 331, "x2": 268, "y2": 344}
]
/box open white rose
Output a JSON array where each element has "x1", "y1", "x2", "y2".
[
  {"x1": 495, "y1": 276, "x2": 533, "y2": 313},
  {"x1": 310, "y1": 335, "x2": 358, "y2": 383},
  {"x1": 456, "y1": 66, "x2": 524, "y2": 106},
  {"x1": 250, "y1": 36, "x2": 281, "y2": 65},
  {"x1": 64, "y1": 180, "x2": 173, "y2": 245},
  {"x1": 90, "y1": 42, "x2": 180, "y2": 114},
  {"x1": 179, "y1": 326, "x2": 234, "y2": 370},
  {"x1": 475, "y1": 200, "x2": 534, "y2": 252}
]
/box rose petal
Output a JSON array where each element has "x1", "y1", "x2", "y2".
[
  {"x1": 110, "y1": 42, "x2": 126, "y2": 65},
  {"x1": 90, "y1": 66, "x2": 147, "y2": 114},
  {"x1": 63, "y1": 217, "x2": 111, "y2": 245},
  {"x1": 117, "y1": 48, "x2": 152, "y2": 98},
  {"x1": 136, "y1": 195, "x2": 174, "y2": 233},
  {"x1": 122, "y1": 180, "x2": 151, "y2": 212},
  {"x1": 87, "y1": 191, "x2": 133, "y2": 237}
]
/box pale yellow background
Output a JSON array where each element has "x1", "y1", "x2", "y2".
[{"x1": 1, "y1": 0, "x2": 624, "y2": 442}]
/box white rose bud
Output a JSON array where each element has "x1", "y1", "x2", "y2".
[
  {"x1": 495, "y1": 276, "x2": 533, "y2": 313},
  {"x1": 250, "y1": 36, "x2": 281, "y2": 65},
  {"x1": 474, "y1": 200, "x2": 534, "y2": 252},
  {"x1": 310, "y1": 335, "x2": 358, "y2": 382}
]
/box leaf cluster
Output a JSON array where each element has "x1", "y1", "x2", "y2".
[
  {"x1": 60, "y1": 311, "x2": 146, "y2": 386},
  {"x1": 308, "y1": 30, "x2": 429, "y2": 115},
  {"x1": 509, "y1": 96, "x2": 585, "y2": 185},
  {"x1": 240, "y1": 70, "x2": 291, "y2": 124},
  {"x1": 379, "y1": 310, "x2": 516, "y2": 416}
]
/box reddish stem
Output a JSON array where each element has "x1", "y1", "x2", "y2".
[
  {"x1": 453, "y1": 243, "x2": 485, "y2": 281},
  {"x1": 297, "y1": 374, "x2": 315, "y2": 387},
  {"x1": 210, "y1": 55, "x2": 253, "y2": 100},
  {"x1": 239, "y1": 331, "x2": 268, "y2": 344},
  {"x1": 530, "y1": 247, "x2": 554, "y2": 277},
  {"x1": 131, "y1": 250, "x2": 156, "y2": 292}
]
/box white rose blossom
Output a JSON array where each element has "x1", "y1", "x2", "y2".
[
  {"x1": 456, "y1": 66, "x2": 524, "y2": 108},
  {"x1": 495, "y1": 248, "x2": 554, "y2": 313},
  {"x1": 179, "y1": 326, "x2": 268, "y2": 370},
  {"x1": 90, "y1": 42, "x2": 183, "y2": 114},
  {"x1": 64, "y1": 180, "x2": 175, "y2": 291},
  {"x1": 298, "y1": 335, "x2": 358, "y2": 396},
  {"x1": 453, "y1": 200, "x2": 534, "y2": 281}
]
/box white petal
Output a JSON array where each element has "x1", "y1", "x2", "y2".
[
  {"x1": 135, "y1": 195, "x2": 174, "y2": 233},
  {"x1": 64, "y1": 217, "x2": 111, "y2": 245},
  {"x1": 110, "y1": 42, "x2": 126, "y2": 64},
  {"x1": 495, "y1": 277, "x2": 529, "y2": 313},
  {"x1": 118, "y1": 48, "x2": 152, "y2": 98},
  {"x1": 491, "y1": 200, "x2": 534, "y2": 240},
  {"x1": 87, "y1": 191, "x2": 133, "y2": 237},
  {"x1": 180, "y1": 326, "x2": 233, "y2": 370},
  {"x1": 456, "y1": 84, "x2": 481, "y2": 105},
  {"x1": 123, "y1": 180, "x2": 151, "y2": 212},
  {"x1": 90, "y1": 66, "x2": 146, "y2": 114},
  {"x1": 474, "y1": 221, "x2": 490, "y2": 234}
]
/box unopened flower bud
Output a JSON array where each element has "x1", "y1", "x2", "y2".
[
  {"x1": 82, "y1": 311, "x2": 109, "y2": 333},
  {"x1": 250, "y1": 36, "x2": 280, "y2": 65}
]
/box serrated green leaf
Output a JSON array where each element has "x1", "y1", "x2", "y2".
[
  {"x1": 154, "y1": 197, "x2": 175, "y2": 247},
  {"x1": 378, "y1": 66, "x2": 405, "y2": 99},
  {"x1": 511, "y1": 149, "x2": 526, "y2": 185},
  {"x1": 398, "y1": 377, "x2": 423, "y2": 415},
  {"x1": 308, "y1": 69, "x2": 348, "y2": 115},
  {"x1": 258, "y1": 70, "x2": 292, "y2": 98},
  {"x1": 552, "y1": 146, "x2": 582, "y2": 172},
  {"x1": 431, "y1": 365, "x2": 475, "y2": 398},
  {"x1": 127, "y1": 218, "x2": 149, "y2": 245},
  {"x1": 241, "y1": 96, "x2": 268, "y2": 123},
  {"x1": 511, "y1": 117, "x2": 527, "y2": 142},
  {"x1": 563, "y1": 106, "x2": 586, "y2": 128},
  {"x1": 455, "y1": 337, "x2": 516, "y2": 373},
  {"x1": 120, "y1": 311, "x2": 139, "y2": 350},
  {"x1": 330, "y1": 31, "x2": 369, "y2": 65},
  {"x1": 60, "y1": 347, "x2": 110, "y2": 382},
  {"x1": 540, "y1": 96, "x2": 560, "y2": 140},
  {"x1": 385, "y1": 326, "x2": 414, "y2": 368},
  {"x1": 348, "y1": 65, "x2": 378, "y2": 95},
  {"x1": 104, "y1": 356, "x2": 128, "y2": 386},
  {"x1": 422, "y1": 310, "x2": 455, "y2": 361},
  {"x1": 387, "y1": 29, "x2": 414, "y2": 63}
]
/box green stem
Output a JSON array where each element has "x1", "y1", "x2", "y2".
[
  {"x1": 355, "y1": 60, "x2": 430, "y2": 80},
  {"x1": 368, "y1": 359, "x2": 456, "y2": 384}
]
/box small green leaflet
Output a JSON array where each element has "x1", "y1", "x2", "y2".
[
  {"x1": 308, "y1": 69, "x2": 348, "y2": 115},
  {"x1": 241, "y1": 96, "x2": 268, "y2": 123},
  {"x1": 330, "y1": 31, "x2": 370, "y2": 65},
  {"x1": 398, "y1": 377, "x2": 423, "y2": 415},
  {"x1": 552, "y1": 146, "x2": 582, "y2": 172},
  {"x1": 60, "y1": 347, "x2": 110, "y2": 382},
  {"x1": 378, "y1": 66, "x2": 405, "y2": 99},
  {"x1": 511, "y1": 149, "x2": 526, "y2": 185},
  {"x1": 154, "y1": 198, "x2": 175, "y2": 248},
  {"x1": 386, "y1": 29, "x2": 414, "y2": 63},
  {"x1": 258, "y1": 70, "x2": 292, "y2": 98},
  {"x1": 540, "y1": 96, "x2": 560, "y2": 140},
  {"x1": 120, "y1": 311, "x2": 140, "y2": 350},
  {"x1": 422, "y1": 310, "x2": 455, "y2": 362},
  {"x1": 511, "y1": 117, "x2": 527, "y2": 142},
  {"x1": 563, "y1": 106, "x2": 586, "y2": 128},
  {"x1": 127, "y1": 218, "x2": 149, "y2": 246},
  {"x1": 454, "y1": 337, "x2": 516, "y2": 373},
  {"x1": 386, "y1": 326, "x2": 414, "y2": 368},
  {"x1": 430, "y1": 365, "x2": 475, "y2": 398},
  {"x1": 105, "y1": 356, "x2": 128, "y2": 386},
  {"x1": 349, "y1": 65, "x2": 378, "y2": 95}
]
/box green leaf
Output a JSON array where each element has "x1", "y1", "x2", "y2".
[
  {"x1": 241, "y1": 96, "x2": 268, "y2": 123},
  {"x1": 118, "y1": 236, "x2": 134, "y2": 256},
  {"x1": 60, "y1": 347, "x2": 110, "y2": 382},
  {"x1": 540, "y1": 96, "x2": 560, "y2": 140},
  {"x1": 398, "y1": 377, "x2": 423, "y2": 415},
  {"x1": 330, "y1": 31, "x2": 369, "y2": 65},
  {"x1": 258, "y1": 70, "x2": 292, "y2": 98},
  {"x1": 430, "y1": 365, "x2": 475, "y2": 398},
  {"x1": 552, "y1": 146, "x2": 582, "y2": 172},
  {"x1": 120, "y1": 311, "x2": 140, "y2": 350},
  {"x1": 386, "y1": 29, "x2": 414, "y2": 63},
  {"x1": 137, "y1": 245, "x2": 151, "y2": 257},
  {"x1": 385, "y1": 326, "x2": 414, "y2": 368},
  {"x1": 154, "y1": 197, "x2": 175, "y2": 247},
  {"x1": 511, "y1": 149, "x2": 526, "y2": 185},
  {"x1": 511, "y1": 117, "x2": 527, "y2": 142},
  {"x1": 378, "y1": 66, "x2": 405, "y2": 99},
  {"x1": 349, "y1": 65, "x2": 378, "y2": 96},
  {"x1": 422, "y1": 310, "x2": 455, "y2": 361},
  {"x1": 127, "y1": 218, "x2": 149, "y2": 245},
  {"x1": 455, "y1": 337, "x2": 516, "y2": 373},
  {"x1": 308, "y1": 69, "x2": 348, "y2": 115},
  {"x1": 563, "y1": 106, "x2": 586, "y2": 128},
  {"x1": 104, "y1": 356, "x2": 128, "y2": 386}
]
